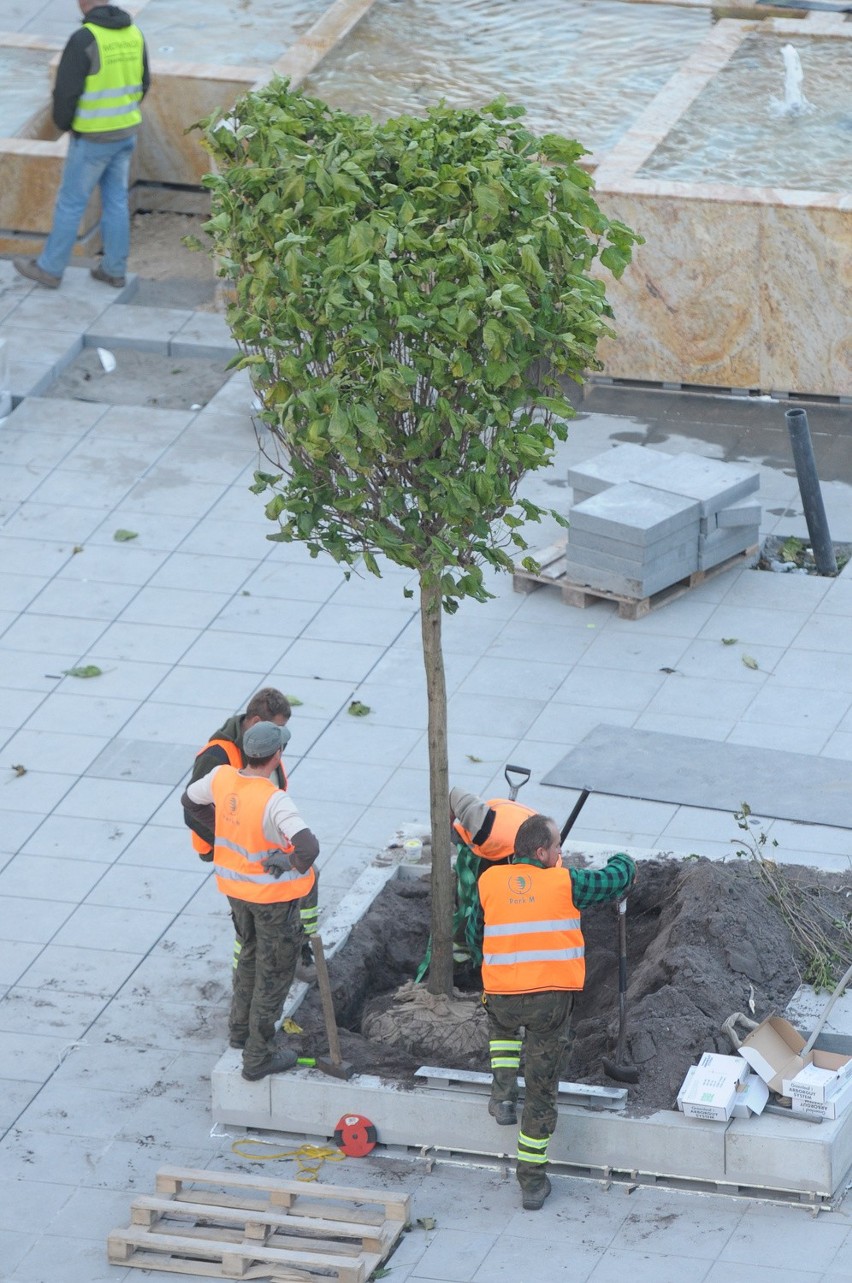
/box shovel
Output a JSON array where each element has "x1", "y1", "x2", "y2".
[
  {"x1": 602, "y1": 898, "x2": 640, "y2": 1084},
  {"x1": 504, "y1": 763, "x2": 531, "y2": 802},
  {"x1": 310, "y1": 935, "x2": 354, "y2": 1080}
]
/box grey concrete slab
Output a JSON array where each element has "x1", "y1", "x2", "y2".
[
  {"x1": 570, "y1": 483, "x2": 700, "y2": 546},
  {"x1": 85, "y1": 303, "x2": 193, "y2": 353},
  {"x1": 562, "y1": 556, "x2": 698, "y2": 600},
  {"x1": 52, "y1": 776, "x2": 173, "y2": 823},
  {"x1": 648, "y1": 454, "x2": 760, "y2": 518},
  {"x1": 543, "y1": 725, "x2": 852, "y2": 827},
  {"x1": 567, "y1": 523, "x2": 698, "y2": 562},
  {"x1": 565, "y1": 539, "x2": 699, "y2": 581},
  {"x1": 698, "y1": 528, "x2": 760, "y2": 571},
  {"x1": 568, "y1": 443, "x2": 675, "y2": 495},
  {"x1": 20, "y1": 814, "x2": 139, "y2": 860},
  {"x1": 84, "y1": 738, "x2": 193, "y2": 785},
  {"x1": 0, "y1": 856, "x2": 110, "y2": 906}
]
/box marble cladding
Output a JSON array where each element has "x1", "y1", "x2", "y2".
[{"x1": 593, "y1": 15, "x2": 852, "y2": 397}]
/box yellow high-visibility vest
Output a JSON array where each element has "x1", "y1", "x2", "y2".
[{"x1": 72, "y1": 24, "x2": 144, "y2": 134}]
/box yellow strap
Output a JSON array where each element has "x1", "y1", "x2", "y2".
[{"x1": 230, "y1": 1137, "x2": 345, "y2": 1181}]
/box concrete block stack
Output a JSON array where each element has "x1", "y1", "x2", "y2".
[{"x1": 564, "y1": 446, "x2": 761, "y2": 599}]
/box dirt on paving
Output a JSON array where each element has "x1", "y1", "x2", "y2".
[
  {"x1": 127, "y1": 209, "x2": 222, "y2": 312},
  {"x1": 294, "y1": 857, "x2": 852, "y2": 1114}
]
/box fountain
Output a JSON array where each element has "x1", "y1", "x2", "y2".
[
  {"x1": 781, "y1": 41, "x2": 811, "y2": 115},
  {"x1": 590, "y1": 15, "x2": 852, "y2": 399}
]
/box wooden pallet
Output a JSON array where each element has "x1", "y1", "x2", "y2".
[
  {"x1": 108, "y1": 1165, "x2": 410, "y2": 1281},
  {"x1": 513, "y1": 541, "x2": 758, "y2": 620}
]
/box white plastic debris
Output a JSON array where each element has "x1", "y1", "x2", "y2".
[{"x1": 97, "y1": 347, "x2": 116, "y2": 373}]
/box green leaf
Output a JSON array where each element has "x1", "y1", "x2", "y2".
[
  {"x1": 113, "y1": 529, "x2": 138, "y2": 542},
  {"x1": 287, "y1": 695, "x2": 304, "y2": 706},
  {"x1": 721, "y1": 637, "x2": 738, "y2": 646},
  {"x1": 742, "y1": 654, "x2": 759, "y2": 670},
  {"x1": 63, "y1": 665, "x2": 103, "y2": 679},
  {"x1": 348, "y1": 700, "x2": 371, "y2": 717}
]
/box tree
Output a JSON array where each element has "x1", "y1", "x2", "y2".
[{"x1": 200, "y1": 80, "x2": 639, "y2": 996}]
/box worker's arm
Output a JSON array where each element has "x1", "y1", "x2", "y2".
[
  {"x1": 568, "y1": 853, "x2": 636, "y2": 909},
  {"x1": 183, "y1": 749, "x2": 231, "y2": 843},
  {"x1": 52, "y1": 28, "x2": 94, "y2": 131},
  {"x1": 264, "y1": 792, "x2": 319, "y2": 873},
  {"x1": 181, "y1": 766, "x2": 222, "y2": 843}
]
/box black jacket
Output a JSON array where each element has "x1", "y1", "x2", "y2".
[{"x1": 53, "y1": 5, "x2": 150, "y2": 135}]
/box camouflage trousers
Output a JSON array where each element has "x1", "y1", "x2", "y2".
[
  {"x1": 228, "y1": 896, "x2": 301, "y2": 1075},
  {"x1": 485, "y1": 989, "x2": 574, "y2": 1192},
  {"x1": 231, "y1": 867, "x2": 319, "y2": 973}
]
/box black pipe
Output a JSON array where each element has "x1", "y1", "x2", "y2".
[{"x1": 785, "y1": 408, "x2": 838, "y2": 576}]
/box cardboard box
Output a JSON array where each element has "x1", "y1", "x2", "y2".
[
  {"x1": 731, "y1": 1073, "x2": 769, "y2": 1119},
  {"x1": 785, "y1": 1060, "x2": 852, "y2": 1104},
  {"x1": 738, "y1": 1015, "x2": 852, "y2": 1096},
  {"x1": 791, "y1": 1074, "x2": 852, "y2": 1121},
  {"x1": 677, "y1": 1053, "x2": 748, "y2": 1122}
]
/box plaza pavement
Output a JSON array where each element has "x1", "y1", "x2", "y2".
[{"x1": 1, "y1": 262, "x2": 852, "y2": 1282}]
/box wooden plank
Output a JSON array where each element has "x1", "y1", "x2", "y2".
[
  {"x1": 129, "y1": 1195, "x2": 384, "y2": 1253},
  {"x1": 514, "y1": 545, "x2": 758, "y2": 619},
  {"x1": 154, "y1": 1166, "x2": 410, "y2": 1222},
  {"x1": 108, "y1": 1226, "x2": 365, "y2": 1283},
  {"x1": 114, "y1": 1168, "x2": 410, "y2": 1282}
]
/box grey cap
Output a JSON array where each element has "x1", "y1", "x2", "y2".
[{"x1": 243, "y1": 720, "x2": 290, "y2": 758}]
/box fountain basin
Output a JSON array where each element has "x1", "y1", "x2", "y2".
[{"x1": 592, "y1": 15, "x2": 852, "y2": 398}]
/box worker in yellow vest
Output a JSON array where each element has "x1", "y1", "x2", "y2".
[
  {"x1": 476, "y1": 814, "x2": 635, "y2": 1210},
  {"x1": 184, "y1": 688, "x2": 319, "y2": 979},
  {"x1": 14, "y1": 0, "x2": 149, "y2": 291},
  {"x1": 182, "y1": 721, "x2": 320, "y2": 1081}
]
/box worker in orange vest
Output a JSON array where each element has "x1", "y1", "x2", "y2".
[
  {"x1": 184, "y1": 687, "x2": 318, "y2": 979},
  {"x1": 476, "y1": 813, "x2": 635, "y2": 1210},
  {"x1": 449, "y1": 788, "x2": 537, "y2": 966},
  {"x1": 182, "y1": 720, "x2": 320, "y2": 1081}
]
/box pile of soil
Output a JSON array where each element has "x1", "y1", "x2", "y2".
[{"x1": 295, "y1": 858, "x2": 852, "y2": 1113}]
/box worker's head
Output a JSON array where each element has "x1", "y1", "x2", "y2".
[
  {"x1": 449, "y1": 788, "x2": 491, "y2": 843},
  {"x1": 514, "y1": 814, "x2": 561, "y2": 867},
  {"x1": 242, "y1": 720, "x2": 291, "y2": 768},
  {"x1": 243, "y1": 687, "x2": 291, "y2": 734},
  {"x1": 78, "y1": 0, "x2": 101, "y2": 13}
]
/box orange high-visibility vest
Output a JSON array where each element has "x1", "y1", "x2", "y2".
[
  {"x1": 191, "y1": 737, "x2": 288, "y2": 856},
  {"x1": 210, "y1": 768, "x2": 314, "y2": 905},
  {"x1": 453, "y1": 798, "x2": 537, "y2": 862},
  {"x1": 479, "y1": 863, "x2": 585, "y2": 995}
]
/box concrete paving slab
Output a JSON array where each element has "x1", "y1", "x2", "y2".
[
  {"x1": 544, "y1": 725, "x2": 852, "y2": 827},
  {"x1": 571, "y1": 484, "x2": 701, "y2": 546},
  {"x1": 0, "y1": 984, "x2": 110, "y2": 1039},
  {"x1": 84, "y1": 738, "x2": 194, "y2": 786},
  {"x1": 0, "y1": 852, "x2": 110, "y2": 903},
  {"x1": 568, "y1": 443, "x2": 675, "y2": 496},
  {"x1": 85, "y1": 303, "x2": 194, "y2": 353}
]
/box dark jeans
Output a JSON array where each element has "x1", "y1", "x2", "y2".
[
  {"x1": 228, "y1": 896, "x2": 301, "y2": 1074},
  {"x1": 485, "y1": 989, "x2": 574, "y2": 1190}
]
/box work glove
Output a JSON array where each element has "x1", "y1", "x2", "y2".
[
  {"x1": 262, "y1": 849, "x2": 293, "y2": 879},
  {"x1": 300, "y1": 937, "x2": 314, "y2": 967}
]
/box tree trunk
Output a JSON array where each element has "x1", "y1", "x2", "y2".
[{"x1": 419, "y1": 574, "x2": 453, "y2": 997}]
